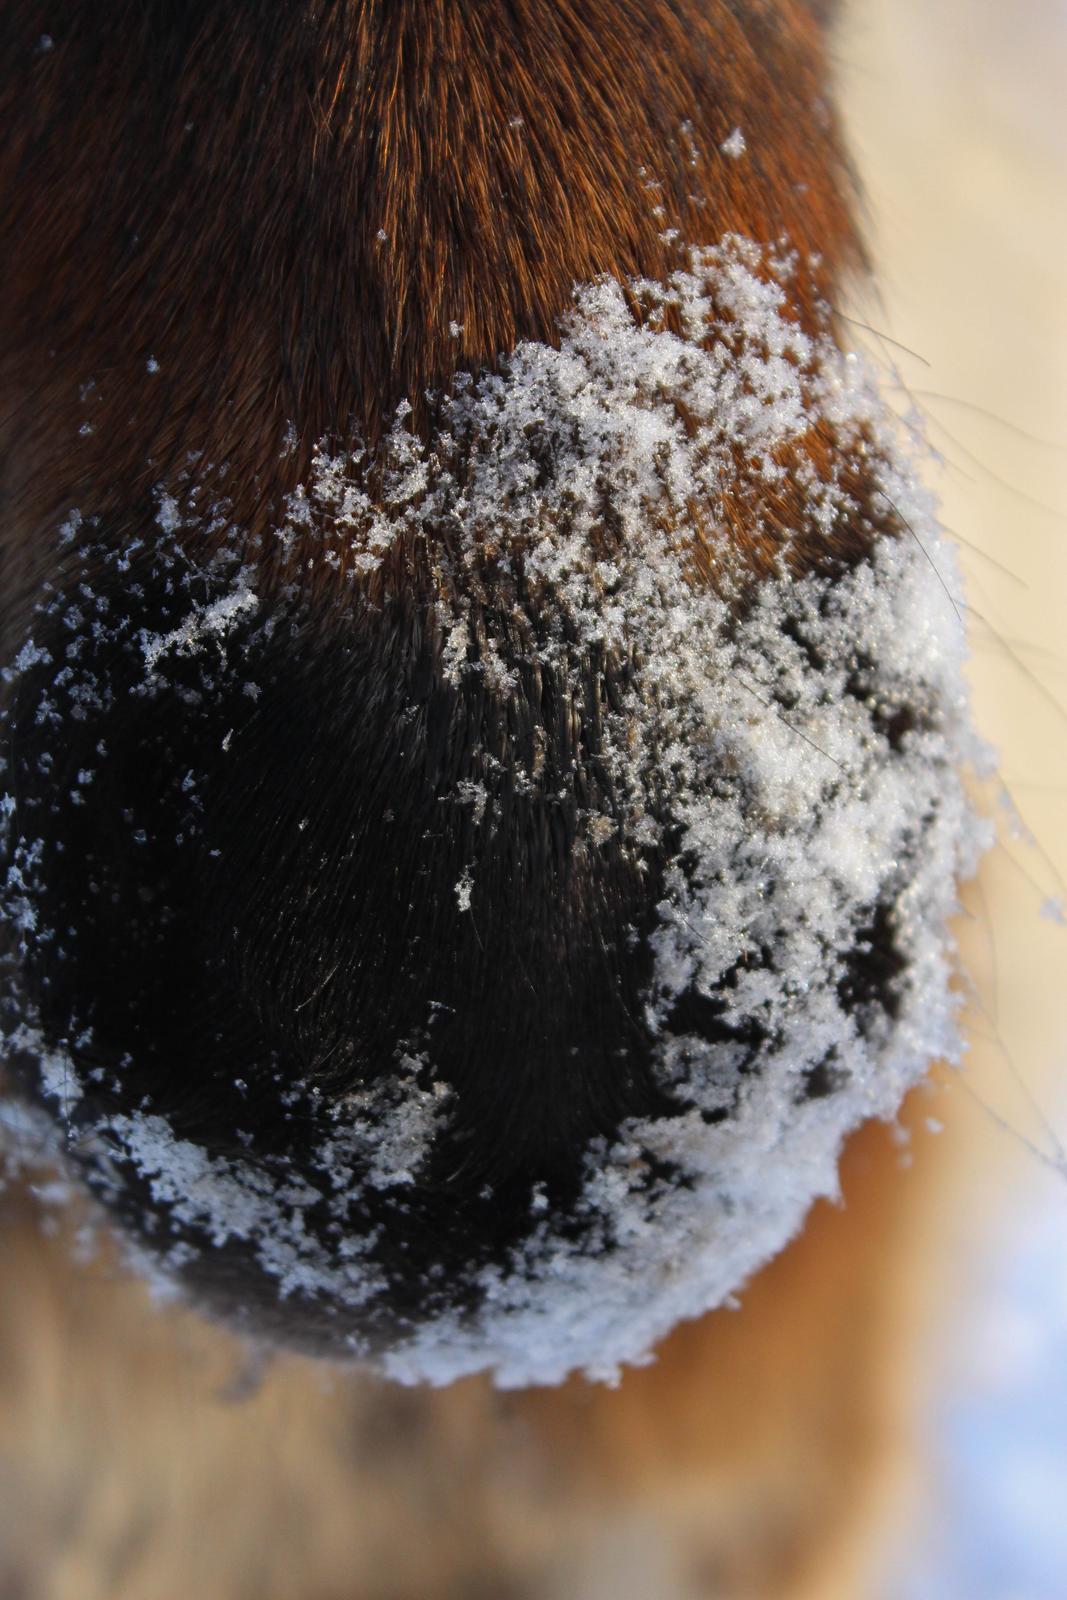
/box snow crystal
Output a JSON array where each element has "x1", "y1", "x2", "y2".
[
  {"x1": 155, "y1": 493, "x2": 181, "y2": 533},
  {"x1": 139, "y1": 568, "x2": 258, "y2": 677},
  {"x1": 320, "y1": 1062, "x2": 454, "y2": 1192},
  {"x1": 107, "y1": 1109, "x2": 384, "y2": 1305}
]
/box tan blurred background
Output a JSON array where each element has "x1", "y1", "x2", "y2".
[
  {"x1": 0, "y1": 3, "x2": 1064, "y2": 1597},
  {"x1": 839, "y1": 0, "x2": 1067, "y2": 1592}
]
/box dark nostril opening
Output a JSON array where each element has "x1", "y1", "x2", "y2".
[
  {"x1": 836, "y1": 900, "x2": 907, "y2": 1023},
  {"x1": 663, "y1": 980, "x2": 771, "y2": 1055},
  {"x1": 2, "y1": 558, "x2": 686, "y2": 1347},
  {"x1": 843, "y1": 654, "x2": 934, "y2": 753},
  {"x1": 797, "y1": 1051, "x2": 851, "y2": 1103}
]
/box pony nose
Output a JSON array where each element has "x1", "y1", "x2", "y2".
[{"x1": 0, "y1": 232, "x2": 984, "y2": 1383}]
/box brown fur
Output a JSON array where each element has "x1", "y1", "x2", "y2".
[
  {"x1": 0, "y1": 0, "x2": 860, "y2": 637},
  {"x1": 0, "y1": 1107, "x2": 931, "y2": 1600}
]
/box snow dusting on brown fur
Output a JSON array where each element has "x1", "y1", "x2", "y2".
[{"x1": 0, "y1": 0, "x2": 1033, "y2": 1590}]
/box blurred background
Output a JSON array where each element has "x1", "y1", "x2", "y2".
[
  {"x1": 0, "y1": 3, "x2": 1064, "y2": 1597},
  {"x1": 839, "y1": 0, "x2": 1067, "y2": 1593}
]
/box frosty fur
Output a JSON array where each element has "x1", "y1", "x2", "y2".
[{"x1": 1, "y1": 241, "x2": 987, "y2": 1384}]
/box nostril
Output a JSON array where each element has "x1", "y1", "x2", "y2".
[
  {"x1": 1, "y1": 549, "x2": 684, "y2": 1333},
  {"x1": 663, "y1": 982, "x2": 771, "y2": 1052},
  {"x1": 835, "y1": 901, "x2": 907, "y2": 1023}
]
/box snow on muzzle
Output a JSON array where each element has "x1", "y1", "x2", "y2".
[{"x1": 0, "y1": 242, "x2": 989, "y2": 1385}]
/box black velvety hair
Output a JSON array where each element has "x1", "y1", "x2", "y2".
[{"x1": 4, "y1": 540, "x2": 686, "y2": 1348}]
